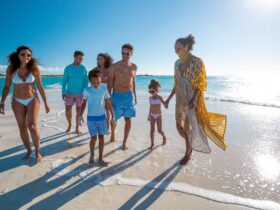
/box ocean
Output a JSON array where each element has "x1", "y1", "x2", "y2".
[{"x1": 1, "y1": 75, "x2": 280, "y2": 109}]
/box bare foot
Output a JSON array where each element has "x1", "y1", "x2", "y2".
[
  {"x1": 22, "y1": 151, "x2": 32, "y2": 160},
  {"x1": 66, "y1": 124, "x2": 71, "y2": 133},
  {"x1": 76, "y1": 128, "x2": 82, "y2": 134},
  {"x1": 179, "y1": 150, "x2": 192, "y2": 165},
  {"x1": 110, "y1": 134, "x2": 115, "y2": 142},
  {"x1": 36, "y1": 153, "x2": 43, "y2": 162},
  {"x1": 179, "y1": 156, "x2": 189, "y2": 165},
  {"x1": 148, "y1": 144, "x2": 154, "y2": 150},
  {"x1": 98, "y1": 159, "x2": 109, "y2": 167},
  {"x1": 162, "y1": 137, "x2": 167, "y2": 145},
  {"x1": 122, "y1": 144, "x2": 128, "y2": 151},
  {"x1": 89, "y1": 154, "x2": 94, "y2": 164}
]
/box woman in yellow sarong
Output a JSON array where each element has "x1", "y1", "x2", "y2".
[{"x1": 165, "y1": 34, "x2": 227, "y2": 165}]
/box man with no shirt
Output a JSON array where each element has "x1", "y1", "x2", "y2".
[{"x1": 107, "y1": 44, "x2": 137, "y2": 150}]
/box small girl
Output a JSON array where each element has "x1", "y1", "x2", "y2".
[{"x1": 147, "y1": 79, "x2": 167, "y2": 150}]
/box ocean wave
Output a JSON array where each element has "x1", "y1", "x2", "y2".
[
  {"x1": 42, "y1": 109, "x2": 65, "y2": 131},
  {"x1": 205, "y1": 97, "x2": 280, "y2": 108},
  {"x1": 78, "y1": 172, "x2": 280, "y2": 210},
  {"x1": 45, "y1": 83, "x2": 61, "y2": 89}
]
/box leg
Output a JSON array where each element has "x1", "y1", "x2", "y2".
[
  {"x1": 110, "y1": 120, "x2": 117, "y2": 142},
  {"x1": 176, "y1": 123, "x2": 192, "y2": 165},
  {"x1": 75, "y1": 105, "x2": 82, "y2": 134},
  {"x1": 123, "y1": 117, "x2": 131, "y2": 150},
  {"x1": 65, "y1": 105, "x2": 72, "y2": 133},
  {"x1": 149, "y1": 117, "x2": 156, "y2": 150},
  {"x1": 98, "y1": 135, "x2": 108, "y2": 166},
  {"x1": 12, "y1": 99, "x2": 32, "y2": 160},
  {"x1": 106, "y1": 109, "x2": 110, "y2": 131},
  {"x1": 89, "y1": 136, "x2": 97, "y2": 164},
  {"x1": 26, "y1": 97, "x2": 42, "y2": 162},
  {"x1": 156, "y1": 117, "x2": 166, "y2": 145}
]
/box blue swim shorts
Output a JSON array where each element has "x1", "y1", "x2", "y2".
[
  {"x1": 87, "y1": 115, "x2": 109, "y2": 136},
  {"x1": 111, "y1": 91, "x2": 136, "y2": 120}
]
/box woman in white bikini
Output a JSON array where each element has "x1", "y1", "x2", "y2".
[
  {"x1": 0, "y1": 46, "x2": 50, "y2": 162},
  {"x1": 147, "y1": 79, "x2": 167, "y2": 150}
]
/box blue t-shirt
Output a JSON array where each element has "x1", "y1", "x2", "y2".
[
  {"x1": 83, "y1": 86, "x2": 110, "y2": 116},
  {"x1": 62, "y1": 64, "x2": 88, "y2": 94}
]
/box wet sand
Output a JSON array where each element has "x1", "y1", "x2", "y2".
[{"x1": 0, "y1": 89, "x2": 279, "y2": 210}]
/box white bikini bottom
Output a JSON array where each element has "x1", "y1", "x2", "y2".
[
  {"x1": 13, "y1": 95, "x2": 35, "y2": 106},
  {"x1": 150, "y1": 113, "x2": 161, "y2": 120}
]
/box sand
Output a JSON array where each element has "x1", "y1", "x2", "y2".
[{"x1": 0, "y1": 89, "x2": 279, "y2": 210}]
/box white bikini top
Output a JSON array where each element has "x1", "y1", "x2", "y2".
[
  {"x1": 150, "y1": 97, "x2": 161, "y2": 105},
  {"x1": 12, "y1": 70, "x2": 35, "y2": 84}
]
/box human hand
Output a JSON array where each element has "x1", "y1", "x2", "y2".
[
  {"x1": 78, "y1": 116, "x2": 84, "y2": 126},
  {"x1": 189, "y1": 98, "x2": 196, "y2": 110},
  {"x1": 164, "y1": 100, "x2": 169, "y2": 109},
  {"x1": 45, "y1": 104, "x2": 50, "y2": 113}
]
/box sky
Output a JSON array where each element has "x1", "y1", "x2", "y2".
[{"x1": 0, "y1": 0, "x2": 280, "y2": 76}]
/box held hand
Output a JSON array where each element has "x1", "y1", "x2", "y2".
[
  {"x1": 45, "y1": 104, "x2": 50, "y2": 113},
  {"x1": 78, "y1": 116, "x2": 84, "y2": 126},
  {"x1": 188, "y1": 98, "x2": 196, "y2": 110},
  {"x1": 164, "y1": 100, "x2": 169, "y2": 109},
  {"x1": 62, "y1": 94, "x2": 66, "y2": 101},
  {"x1": 0, "y1": 103, "x2": 5, "y2": 114},
  {"x1": 147, "y1": 115, "x2": 151, "y2": 121}
]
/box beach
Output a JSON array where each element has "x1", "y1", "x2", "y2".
[{"x1": 0, "y1": 78, "x2": 280, "y2": 210}]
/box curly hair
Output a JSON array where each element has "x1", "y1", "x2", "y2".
[
  {"x1": 97, "y1": 53, "x2": 113, "y2": 69},
  {"x1": 148, "y1": 79, "x2": 161, "y2": 92},
  {"x1": 7, "y1": 46, "x2": 39, "y2": 75}
]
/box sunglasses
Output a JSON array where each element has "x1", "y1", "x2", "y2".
[
  {"x1": 122, "y1": 52, "x2": 130, "y2": 56},
  {"x1": 20, "y1": 53, "x2": 32, "y2": 58},
  {"x1": 148, "y1": 90, "x2": 156, "y2": 94}
]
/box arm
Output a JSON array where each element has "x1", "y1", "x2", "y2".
[
  {"x1": 80, "y1": 99, "x2": 87, "y2": 116},
  {"x1": 62, "y1": 67, "x2": 68, "y2": 100},
  {"x1": 83, "y1": 68, "x2": 88, "y2": 89},
  {"x1": 105, "y1": 99, "x2": 114, "y2": 119},
  {"x1": 147, "y1": 97, "x2": 151, "y2": 121},
  {"x1": 34, "y1": 70, "x2": 50, "y2": 113},
  {"x1": 133, "y1": 74, "x2": 137, "y2": 105},
  {"x1": 165, "y1": 87, "x2": 175, "y2": 108},
  {"x1": 189, "y1": 61, "x2": 207, "y2": 110},
  {"x1": 107, "y1": 66, "x2": 114, "y2": 96},
  {"x1": 159, "y1": 96, "x2": 167, "y2": 109},
  {"x1": 105, "y1": 99, "x2": 116, "y2": 127},
  {"x1": 78, "y1": 99, "x2": 87, "y2": 125},
  {"x1": 0, "y1": 67, "x2": 12, "y2": 114}
]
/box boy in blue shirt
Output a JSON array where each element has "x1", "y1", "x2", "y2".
[{"x1": 80, "y1": 69, "x2": 115, "y2": 167}]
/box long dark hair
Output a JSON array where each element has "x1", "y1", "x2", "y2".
[
  {"x1": 7, "y1": 46, "x2": 39, "y2": 75},
  {"x1": 97, "y1": 53, "x2": 113, "y2": 69}
]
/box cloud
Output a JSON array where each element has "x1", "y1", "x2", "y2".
[
  {"x1": 0, "y1": 64, "x2": 63, "y2": 75},
  {"x1": 38, "y1": 66, "x2": 63, "y2": 75},
  {"x1": 0, "y1": 65, "x2": 8, "y2": 73}
]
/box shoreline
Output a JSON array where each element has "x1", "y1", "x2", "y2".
[{"x1": 0, "y1": 88, "x2": 279, "y2": 209}]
